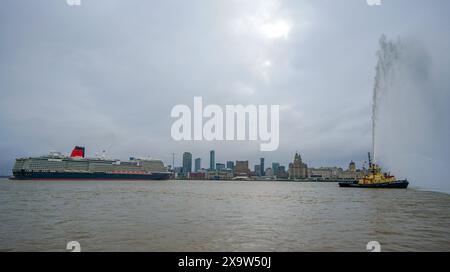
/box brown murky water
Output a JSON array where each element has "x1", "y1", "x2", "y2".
[{"x1": 0, "y1": 179, "x2": 449, "y2": 251}]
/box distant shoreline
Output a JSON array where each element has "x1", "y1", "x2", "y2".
[{"x1": 175, "y1": 179, "x2": 350, "y2": 183}]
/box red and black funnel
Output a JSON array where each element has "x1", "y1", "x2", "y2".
[{"x1": 70, "y1": 146, "x2": 85, "y2": 158}]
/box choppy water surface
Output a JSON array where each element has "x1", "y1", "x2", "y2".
[{"x1": 0, "y1": 179, "x2": 448, "y2": 251}]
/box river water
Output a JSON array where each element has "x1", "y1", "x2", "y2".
[{"x1": 0, "y1": 179, "x2": 448, "y2": 252}]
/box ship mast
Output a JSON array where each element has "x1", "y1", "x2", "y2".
[
  {"x1": 368, "y1": 152, "x2": 374, "y2": 174},
  {"x1": 372, "y1": 104, "x2": 376, "y2": 165}
]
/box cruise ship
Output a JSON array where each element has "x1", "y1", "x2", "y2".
[{"x1": 11, "y1": 146, "x2": 172, "y2": 180}]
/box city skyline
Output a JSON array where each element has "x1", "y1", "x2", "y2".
[
  {"x1": 0, "y1": 0, "x2": 449, "y2": 192},
  {"x1": 171, "y1": 149, "x2": 362, "y2": 174},
  {"x1": 1, "y1": 0, "x2": 449, "y2": 254},
  {"x1": 172, "y1": 148, "x2": 365, "y2": 181}
]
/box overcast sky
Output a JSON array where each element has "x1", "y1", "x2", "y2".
[{"x1": 1, "y1": 1, "x2": 449, "y2": 184}]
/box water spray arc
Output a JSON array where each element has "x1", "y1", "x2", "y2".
[
  {"x1": 372, "y1": 34, "x2": 401, "y2": 163},
  {"x1": 369, "y1": 34, "x2": 450, "y2": 193}
]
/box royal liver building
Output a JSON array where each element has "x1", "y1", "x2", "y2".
[{"x1": 288, "y1": 152, "x2": 308, "y2": 179}]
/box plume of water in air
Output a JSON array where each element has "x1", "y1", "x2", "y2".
[
  {"x1": 372, "y1": 35, "x2": 401, "y2": 161},
  {"x1": 372, "y1": 35, "x2": 450, "y2": 193}
]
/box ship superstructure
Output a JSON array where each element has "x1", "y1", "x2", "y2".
[{"x1": 11, "y1": 146, "x2": 171, "y2": 180}]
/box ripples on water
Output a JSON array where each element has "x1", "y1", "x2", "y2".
[{"x1": 0, "y1": 179, "x2": 449, "y2": 251}]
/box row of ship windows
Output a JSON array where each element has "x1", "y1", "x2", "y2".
[
  {"x1": 21, "y1": 162, "x2": 146, "y2": 171},
  {"x1": 25, "y1": 166, "x2": 144, "y2": 170},
  {"x1": 21, "y1": 161, "x2": 159, "y2": 167}
]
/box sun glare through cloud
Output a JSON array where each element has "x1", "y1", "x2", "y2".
[{"x1": 259, "y1": 20, "x2": 291, "y2": 40}]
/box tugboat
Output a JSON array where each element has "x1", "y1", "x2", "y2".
[{"x1": 339, "y1": 153, "x2": 408, "y2": 189}]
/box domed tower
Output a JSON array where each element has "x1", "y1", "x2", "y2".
[
  {"x1": 289, "y1": 151, "x2": 308, "y2": 179},
  {"x1": 349, "y1": 160, "x2": 356, "y2": 172}
]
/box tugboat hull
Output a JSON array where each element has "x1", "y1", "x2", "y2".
[{"x1": 339, "y1": 180, "x2": 409, "y2": 189}]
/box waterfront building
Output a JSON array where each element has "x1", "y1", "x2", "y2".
[
  {"x1": 182, "y1": 152, "x2": 192, "y2": 174},
  {"x1": 308, "y1": 167, "x2": 340, "y2": 180},
  {"x1": 277, "y1": 166, "x2": 288, "y2": 179},
  {"x1": 272, "y1": 162, "x2": 280, "y2": 176},
  {"x1": 194, "y1": 158, "x2": 201, "y2": 172},
  {"x1": 308, "y1": 162, "x2": 366, "y2": 180},
  {"x1": 174, "y1": 166, "x2": 183, "y2": 174},
  {"x1": 188, "y1": 172, "x2": 206, "y2": 180},
  {"x1": 173, "y1": 166, "x2": 183, "y2": 178},
  {"x1": 254, "y1": 165, "x2": 261, "y2": 176},
  {"x1": 265, "y1": 167, "x2": 273, "y2": 177},
  {"x1": 210, "y1": 150, "x2": 215, "y2": 170},
  {"x1": 288, "y1": 152, "x2": 308, "y2": 179},
  {"x1": 216, "y1": 163, "x2": 225, "y2": 171},
  {"x1": 206, "y1": 169, "x2": 233, "y2": 180},
  {"x1": 226, "y1": 161, "x2": 234, "y2": 170},
  {"x1": 337, "y1": 161, "x2": 366, "y2": 180},
  {"x1": 349, "y1": 161, "x2": 356, "y2": 172},
  {"x1": 260, "y1": 158, "x2": 265, "y2": 176},
  {"x1": 234, "y1": 161, "x2": 250, "y2": 177}
]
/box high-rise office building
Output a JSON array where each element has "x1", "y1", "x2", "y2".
[
  {"x1": 226, "y1": 161, "x2": 234, "y2": 170},
  {"x1": 216, "y1": 163, "x2": 225, "y2": 171},
  {"x1": 194, "y1": 158, "x2": 201, "y2": 172},
  {"x1": 277, "y1": 165, "x2": 288, "y2": 178},
  {"x1": 182, "y1": 152, "x2": 192, "y2": 174},
  {"x1": 255, "y1": 165, "x2": 261, "y2": 176},
  {"x1": 210, "y1": 150, "x2": 215, "y2": 170},
  {"x1": 272, "y1": 162, "x2": 280, "y2": 176},
  {"x1": 260, "y1": 158, "x2": 265, "y2": 176}
]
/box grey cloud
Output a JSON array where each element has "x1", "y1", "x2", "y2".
[{"x1": 0, "y1": 0, "x2": 449, "y2": 192}]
